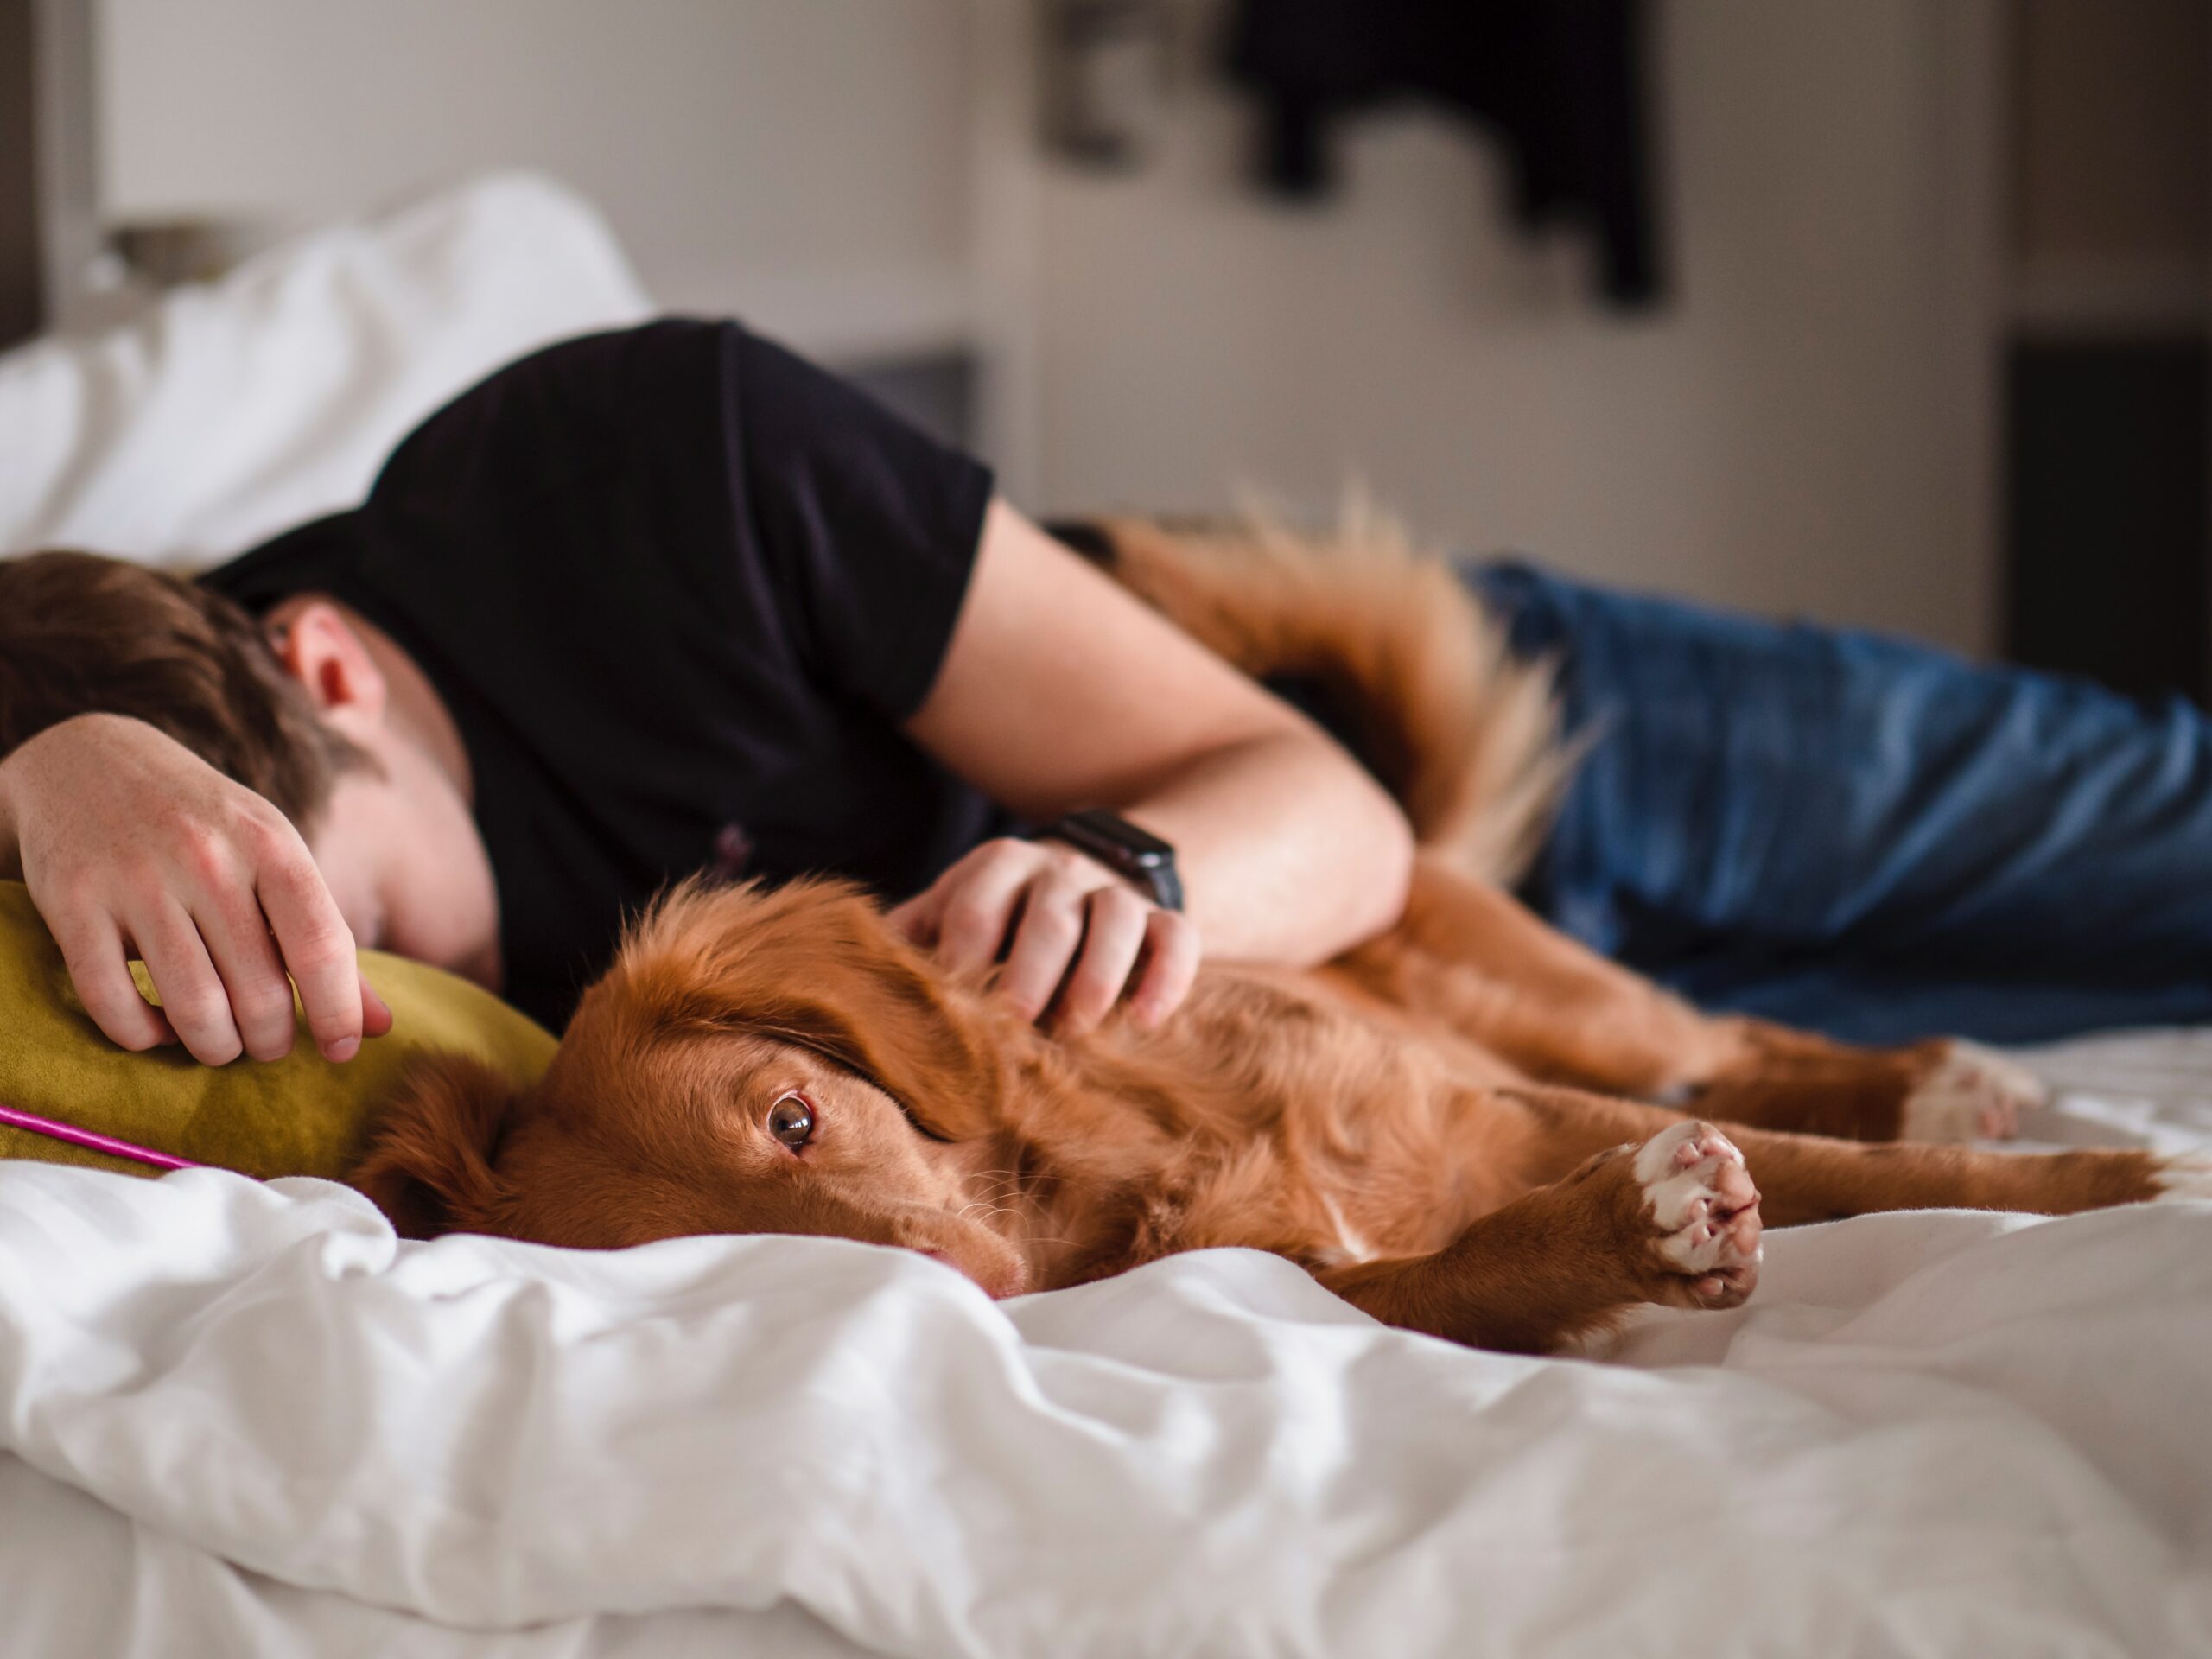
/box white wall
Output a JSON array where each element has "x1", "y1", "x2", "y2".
[
  {"x1": 1020, "y1": 0, "x2": 1993, "y2": 651},
  {"x1": 93, "y1": 0, "x2": 1995, "y2": 649},
  {"x1": 95, "y1": 0, "x2": 979, "y2": 359}
]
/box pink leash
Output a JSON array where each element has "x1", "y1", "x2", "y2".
[{"x1": 0, "y1": 1103, "x2": 203, "y2": 1172}]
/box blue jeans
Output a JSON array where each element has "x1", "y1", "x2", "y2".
[{"x1": 1466, "y1": 562, "x2": 2212, "y2": 1046}]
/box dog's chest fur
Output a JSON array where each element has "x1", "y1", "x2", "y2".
[{"x1": 985, "y1": 969, "x2": 1537, "y2": 1290}]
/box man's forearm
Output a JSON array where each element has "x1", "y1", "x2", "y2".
[
  {"x1": 0, "y1": 748, "x2": 22, "y2": 880},
  {"x1": 1116, "y1": 728, "x2": 1414, "y2": 967}
]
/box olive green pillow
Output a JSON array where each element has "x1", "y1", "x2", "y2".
[{"x1": 0, "y1": 880, "x2": 555, "y2": 1181}]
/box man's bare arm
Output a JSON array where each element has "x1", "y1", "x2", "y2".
[{"x1": 897, "y1": 501, "x2": 1414, "y2": 1031}]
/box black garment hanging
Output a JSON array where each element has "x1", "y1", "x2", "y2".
[{"x1": 1224, "y1": 0, "x2": 1662, "y2": 308}]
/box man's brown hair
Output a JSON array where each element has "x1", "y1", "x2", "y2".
[{"x1": 0, "y1": 550, "x2": 370, "y2": 828}]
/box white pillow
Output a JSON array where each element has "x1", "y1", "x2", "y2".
[{"x1": 0, "y1": 171, "x2": 653, "y2": 566}]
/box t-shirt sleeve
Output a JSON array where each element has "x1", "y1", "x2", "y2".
[{"x1": 725, "y1": 326, "x2": 995, "y2": 720}]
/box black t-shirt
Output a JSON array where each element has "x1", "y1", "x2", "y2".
[{"x1": 202, "y1": 320, "x2": 1000, "y2": 1032}]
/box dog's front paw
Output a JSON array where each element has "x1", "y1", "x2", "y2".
[
  {"x1": 1903, "y1": 1040, "x2": 2048, "y2": 1143},
  {"x1": 1629, "y1": 1121, "x2": 1763, "y2": 1309}
]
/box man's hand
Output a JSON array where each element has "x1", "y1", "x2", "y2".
[
  {"x1": 888, "y1": 836, "x2": 1199, "y2": 1035},
  {"x1": 0, "y1": 715, "x2": 392, "y2": 1065}
]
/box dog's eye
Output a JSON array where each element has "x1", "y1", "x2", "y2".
[{"x1": 767, "y1": 1093, "x2": 815, "y2": 1148}]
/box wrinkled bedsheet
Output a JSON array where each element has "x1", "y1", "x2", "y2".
[{"x1": 2, "y1": 1030, "x2": 2209, "y2": 1658}]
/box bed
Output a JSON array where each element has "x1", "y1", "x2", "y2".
[
  {"x1": 2, "y1": 177, "x2": 2209, "y2": 1658},
  {"x1": 1, "y1": 1035, "x2": 2209, "y2": 1657}
]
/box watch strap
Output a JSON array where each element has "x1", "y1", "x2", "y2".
[{"x1": 1036, "y1": 809, "x2": 1184, "y2": 912}]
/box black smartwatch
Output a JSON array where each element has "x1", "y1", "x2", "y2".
[{"x1": 1036, "y1": 809, "x2": 1185, "y2": 912}]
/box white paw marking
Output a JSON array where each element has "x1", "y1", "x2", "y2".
[
  {"x1": 1902, "y1": 1040, "x2": 2050, "y2": 1143},
  {"x1": 1633, "y1": 1121, "x2": 1764, "y2": 1281},
  {"x1": 2155, "y1": 1153, "x2": 2212, "y2": 1203}
]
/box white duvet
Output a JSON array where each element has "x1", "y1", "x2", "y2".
[{"x1": 2, "y1": 1033, "x2": 2209, "y2": 1659}]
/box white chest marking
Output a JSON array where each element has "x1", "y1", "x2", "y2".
[{"x1": 1319, "y1": 1191, "x2": 1376, "y2": 1264}]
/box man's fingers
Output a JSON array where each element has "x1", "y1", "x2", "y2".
[
  {"x1": 1052, "y1": 886, "x2": 1149, "y2": 1035},
  {"x1": 52, "y1": 911, "x2": 175, "y2": 1052},
  {"x1": 937, "y1": 843, "x2": 1044, "y2": 976},
  {"x1": 998, "y1": 871, "x2": 1098, "y2": 1020},
  {"x1": 913, "y1": 840, "x2": 1192, "y2": 1030},
  {"x1": 885, "y1": 885, "x2": 945, "y2": 948},
  {"x1": 360, "y1": 973, "x2": 395, "y2": 1039},
  {"x1": 1129, "y1": 908, "x2": 1202, "y2": 1031},
  {"x1": 131, "y1": 902, "x2": 243, "y2": 1065},
  {"x1": 253, "y1": 841, "x2": 364, "y2": 1062},
  {"x1": 193, "y1": 889, "x2": 301, "y2": 1064}
]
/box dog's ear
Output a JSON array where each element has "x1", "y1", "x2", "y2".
[
  {"x1": 622, "y1": 878, "x2": 1005, "y2": 1142},
  {"x1": 350, "y1": 1052, "x2": 519, "y2": 1239},
  {"x1": 753, "y1": 935, "x2": 1003, "y2": 1144}
]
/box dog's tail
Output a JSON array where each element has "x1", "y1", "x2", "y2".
[{"x1": 1072, "y1": 507, "x2": 1572, "y2": 888}]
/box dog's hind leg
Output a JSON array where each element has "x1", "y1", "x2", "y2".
[
  {"x1": 1332, "y1": 861, "x2": 2045, "y2": 1144},
  {"x1": 1660, "y1": 1028, "x2": 2047, "y2": 1146},
  {"x1": 1328, "y1": 861, "x2": 1742, "y2": 1096}
]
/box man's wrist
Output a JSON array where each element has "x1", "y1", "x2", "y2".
[{"x1": 1035, "y1": 809, "x2": 1184, "y2": 912}]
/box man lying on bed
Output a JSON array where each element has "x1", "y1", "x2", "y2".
[{"x1": 0, "y1": 319, "x2": 2207, "y2": 1067}]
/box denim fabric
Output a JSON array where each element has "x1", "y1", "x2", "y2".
[{"x1": 1465, "y1": 561, "x2": 2212, "y2": 1045}]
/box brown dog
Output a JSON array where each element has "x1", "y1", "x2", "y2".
[{"x1": 353, "y1": 518, "x2": 2205, "y2": 1355}]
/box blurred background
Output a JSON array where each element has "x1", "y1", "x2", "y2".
[{"x1": 3, "y1": 0, "x2": 2207, "y2": 696}]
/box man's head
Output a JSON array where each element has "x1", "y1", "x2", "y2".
[
  {"x1": 0, "y1": 550, "x2": 369, "y2": 828},
  {"x1": 0, "y1": 550, "x2": 499, "y2": 982}
]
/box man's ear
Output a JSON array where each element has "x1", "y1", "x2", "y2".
[
  {"x1": 270, "y1": 599, "x2": 388, "y2": 728},
  {"x1": 351, "y1": 1052, "x2": 518, "y2": 1239}
]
